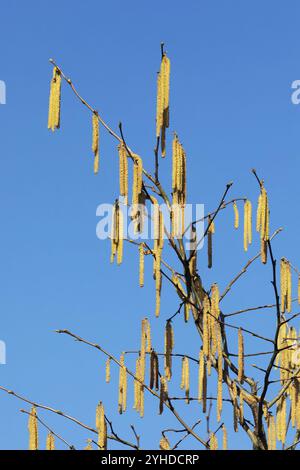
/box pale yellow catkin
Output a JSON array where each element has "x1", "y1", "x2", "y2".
[
  {"x1": 232, "y1": 383, "x2": 238, "y2": 432},
  {"x1": 181, "y1": 356, "x2": 190, "y2": 404},
  {"x1": 156, "y1": 53, "x2": 170, "y2": 156},
  {"x1": 117, "y1": 208, "x2": 123, "y2": 265},
  {"x1": 276, "y1": 394, "x2": 286, "y2": 444},
  {"x1": 132, "y1": 155, "x2": 143, "y2": 232},
  {"x1": 210, "y1": 433, "x2": 218, "y2": 450},
  {"x1": 118, "y1": 143, "x2": 128, "y2": 203},
  {"x1": 211, "y1": 283, "x2": 220, "y2": 356},
  {"x1": 207, "y1": 217, "x2": 214, "y2": 269},
  {"x1": 243, "y1": 200, "x2": 252, "y2": 251},
  {"x1": 28, "y1": 406, "x2": 38, "y2": 450},
  {"x1": 46, "y1": 432, "x2": 55, "y2": 450},
  {"x1": 105, "y1": 358, "x2": 111, "y2": 383},
  {"x1": 159, "y1": 376, "x2": 168, "y2": 415},
  {"x1": 111, "y1": 202, "x2": 124, "y2": 265},
  {"x1": 155, "y1": 246, "x2": 162, "y2": 317},
  {"x1": 222, "y1": 425, "x2": 228, "y2": 450},
  {"x1": 257, "y1": 186, "x2": 269, "y2": 263},
  {"x1": 159, "y1": 436, "x2": 170, "y2": 450},
  {"x1": 203, "y1": 295, "x2": 210, "y2": 358},
  {"x1": 92, "y1": 113, "x2": 99, "y2": 174},
  {"x1": 217, "y1": 326, "x2": 223, "y2": 422},
  {"x1": 139, "y1": 243, "x2": 144, "y2": 287},
  {"x1": 267, "y1": 414, "x2": 276, "y2": 450},
  {"x1": 298, "y1": 277, "x2": 300, "y2": 305},
  {"x1": 84, "y1": 439, "x2": 93, "y2": 450},
  {"x1": 280, "y1": 258, "x2": 292, "y2": 313},
  {"x1": 238, "y1": 328, "x2": 244, "y2": 384},
  {"x1": 198, "y1": 350, "x2": 207, "y2": 413},
  {"x1": 233, "y1": 201, "x2": 239, "y2": 229},
  {"x1": 171, "y1": 134, "x2": 186, "y2": 237},
  {"x1": 48, "y1": 67, "x2": 61, "y2": 131},
  {"x1": 134, "y1": 357, "x2": 141, "y2": 411},
  {"x1": 165, "y1": 321, "x2": 174, "y2": 381},
  {"x1": 96, "y1": 402, "x2": 107, "y2": 450},
  {"x1": 118, "y1": 354, "x2": 127, "y2": 414}
]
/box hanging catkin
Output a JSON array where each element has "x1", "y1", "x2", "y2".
[
  {"x1": 156, "y1": 53, "x2": 170, "y2": 156},
  {"x1": 222, "y1": 425, "x2": 228, "y2": 450},
  {"x1": 210, "y1": 433, "x2": 218, "y2": 450},
  {"x1": 276, "y1": 394, "x2": 286, "y2": 444},
  {"x1": 233, "y1": 201, "x2": 239, "y2": 229},
  {"x1": 155, "y1": 246, "x2": 162, "y2": 317},
  {"x1": 96, "y1": 402, "x2": 107, "y2": 450},
  {"x1": 238, "y1": 328, "x2": 244, "y2": 384},
  {"x1": 217, "y1": 326, "x2": 223, "y2": 421},
  {"x1": 159, "y1": 436, "x2": 170, "y2": 450},
  {"x1": 28, "y1": 406, "x2": 38, "y2": 450},
  {"x1": 48, "y1": 66, "x2": 61, "y2": 132},
  {"x1": 150, "y1": 350, "x2": 159, "y2": 390},
  {"x1": 164, "y1": 321, "x2": 174, "y2": 381},
  {"x1": 139, "y1": 243, "x2": 145, "y2": 288},
  {"x1": 92, "y1": 113, "x2": 99, "y2": 174},
  {"x1": 132, "y1": 155, "x2": 143, "y2": 232},
  {"x1": 267, "y1": 414, "x2": 276, "y2": 450},
  {"x1": 171, "y1": 134, "x2": 186, "y2": 237},
  {"x1": 180, "y1": 356, "x2": 190, "y2": 404},
  {"x1": 207, "y1": 218, "x2": 215, "y2": 269},
  {"x1": 105, "y1": 358, "x2": 111, "y2": 383},
  {"x1": 111, "y1": 201, "x2": 124, "y2": 265},
  {"x1": 211, "y1": 283, "x2": 220, "y2": 356},
  {"x1": 280, "y1": 258, "x2": 292, "y2": 313},
  {"x1": 159, "y1": 376, "x2": 168, "y2": 414},
  {"x1": 118, "y1": 354, "x2": 127, "y2": 414},
  {"x1": 256, "y1": 186, "x2": 269, "y2": 264},
  {"x1": 118, "y1": 143, "x2": 128, "y2": 203},
  {"x1": 203, "y1": 295, "x2": 210, "y2": 358},
  {"x1": 198, "y1": 350, "x2": 207, "y2": 413},
  {"x1": 46, "y1": 432, "x2": 55, "y2": 450},
  {"x1": 232, "y1": 382, "x2": 239, "y2": 432},
  {"x1": 243, "y1": 200, "x2": 252, "y2": 251},
  {"x1": 134, "y1": 357, "x2": 141, "y2": 412}
]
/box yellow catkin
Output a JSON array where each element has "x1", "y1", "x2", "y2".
[
  {"x1": 46, "y1": 432, "x2": 55, "y2": 450},
  {"x1": 276, "y1": 395, "x2": 286, "y2": 444},
  {"x1": 105, "y1": 358, "x2": 111, "y2": 383},
  {"x1": 281, "y1": 259, "x2": 292, "y2": 313},
  {"x1": 159, "y1": 436, "x2": 170, "y2": 450},
  {"x1": 171, "y1": 134, "x2": 186, "y2": 237},
  {"x1": 48, "y1": 67, "x2": 61, "y2": 131},
  {"x1": 217, "y1": 326, "x2": 223, "y2": 421},
  {"x1": 180, "y1": 356, "x2": 190, "y2": 404},
  {"x1": 222, "y1": 425, "x2": 228, "y2": 450},
  {"x1": 118, "y1": 354, "x2": 127, "y2": 414},
  {"x1": 243, "y1": 200, "x2": 252, "y2": 251},
  {"x1": 267, "y1": 414, "x2": 276, "y2": 450},
  {"x1": 203, "y1": 295, "x2": 210, "y2": 358},
  {"x1": 165, "y1": 321, "x2": 174, "y2": 381},
  {"x1": 134, "y1": 357, "x2": 141, "y2": 411},
  {"x1": 210, "y1": 433, "x2": 218, "y2": 450},
  {"x1": 92, "y1": 113, "x2": 99, "y2": 174},
  {"x1": 96, "y1": 402, "x2": 107, "y2": 450},
  {"x1": 257, "y1": 186, "x2": 269, "y2": 263},
  {"x1": 28, "y1": 406, "x2": 38, "y2": 450},
  {"x1": 150, "y1": 350, "x2": 159, "y2": 390},
  {"x1": 156, "y1": 53, "x2": 170, "y2": 156},
  {"x1": 132, "y1": 155, "x2": 143, "y2": 232},
  {"x1": 198, "y1": 350, "x2": 207, "y2": 413},
  {"x1": 118, "y1": 143, "x2": 128, "y2": 203},
  {"x1": 238, "y1": 328, "x2": 244, "y2": 384},
  {"x1": 211, "y1": 284, "x2": 220, "y2": 356},
  {"x1": 155, "y1": 246, "x2": 162, "y2": 317},
  {"x1": 233, "y1": 201, "x2": 239, "y2": 229},
  {"x1": 84, "y1": 439, "x2": 93, "y2": 450},
  {"x1": 139, "y1": 243, "x2": 145, "y2": 287},
  {"x1": 232, "y1": 383, "x2": 238, "y2": 432},
  {"x1": 159, "y1": 376, "x2": 168, "y2": 415},
  {"x1": 111, "y1": 202, "x2": 123, "y2": 265},
  {"x1": 117, "y1": 208, "x2": 123, "y2": 265}
]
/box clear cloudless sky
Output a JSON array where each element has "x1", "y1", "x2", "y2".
[{"x1": 0, "y1": 0, "x2": 300, "y2": 450}]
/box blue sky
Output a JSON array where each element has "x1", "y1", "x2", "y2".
[{"x1": 0, "y1": 0, "x2": 300, "y2": 450}]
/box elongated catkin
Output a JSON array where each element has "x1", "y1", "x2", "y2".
[
  {"x1": 238, "y1": 328, "x2": 244, "y2": 384},
  {"x1": 198, "y1": 350, "x2": 207, "y2": 413},
  {"x1": 48, "y1": 67, "x2": 61, "y2": 131},
  {"x1": 28, "y1": 406, "x2": 38, "y2": 450},
  {"x1": 159, "y1": 376, "x2": 168, "y2": 414},
  {"x1": 96, "y1": 402, "x2": 107, "y2": 450},
  {"x1": 243, "y1": 200, "x2": 252, "y2": 251},
  {"x1": 92, "y1": 113, "x2": 99, "y2": 174},
  {"x1": 280, "y1": 258, "x2": 292, "y2": 313},
  {"x1": 111, "y1": 202, "x2": 124, "y2": 265},
  {"x1": 267, "y1": 414, "x2": 276, "y2": 450},
  {"x1": 233, "y1": 201, "x2": 239, "y2": 229},
  {"x1": 118, "y1": 354, "x2": 127, "y2": 414},
  {"x1": 46, "y1": 432, "x2": 55, "y2": 450},
  {"x1": 257, "y1": 186, "x2": 269, "y2": 263},
  {"x1": 105, "y1": 358, "x2": 111, "y2": 383},
  {"x1": 150, "y1": 350, "x2": 159, "y2": 390},
  {"x1": 210, "y1": 433, "x2": 218, "y2": 450},
  {"x1": 222, "y1": 425, "x2": 228, "y2": 450},
  {"x1": 139, "y1": 243, "x2": 144, "y2": 287},
  {"x1": 165, "y1": 321, "x2": 174, "y2": 381},
  {"x1": 118, "y1": 143, "x2": 128, "y2": 203},
  {"x1": 156, "y1": 53, "x2": 170, "y2": 156}
]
